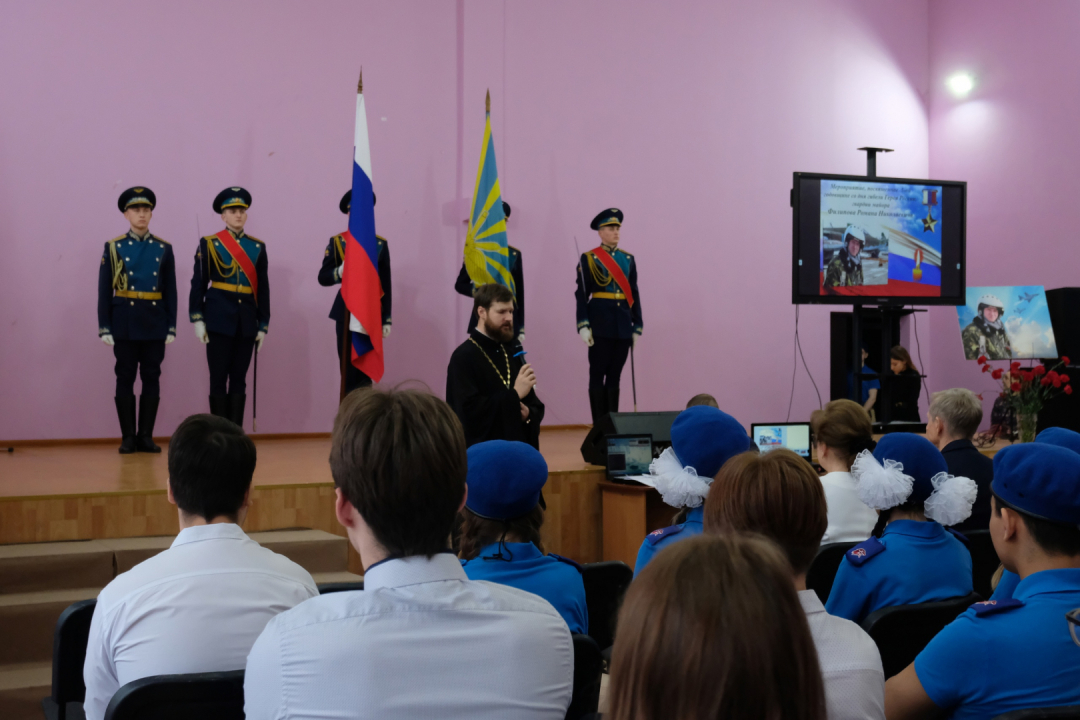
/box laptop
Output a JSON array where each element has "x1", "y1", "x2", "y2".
[
  {"x1": 750, "y1": 422, "x2": 812, "y2": 460},
  {"x1": 606, "y1": 434, "x2": 654, "y2": 480}
]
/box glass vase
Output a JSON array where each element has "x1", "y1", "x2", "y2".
[{"x1": 1017, "y1": 412, "x2": 1038, "y2": 443}]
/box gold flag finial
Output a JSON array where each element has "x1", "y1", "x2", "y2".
[
  {"x1": 485, "y1": 89, "x2": 490, "y2": 113},
  {"x1": 357, "y1": 68, "x2": 363, "y2": 94}
]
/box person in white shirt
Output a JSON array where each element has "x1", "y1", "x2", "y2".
[
  {"x1": 704, "y1": 447, "x2": 885, "y2": 720},
  {"x1": 245, "y1": 387, "x2": 573, "y2": 720},
  {"x1": 82, "y1": 414, "x2": 318, "y2": 720},
  {"x1": 810, "y1": 399, "x2": 879, "y2": 543}
]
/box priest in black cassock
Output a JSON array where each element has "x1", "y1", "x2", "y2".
[{"x1": 446, "y1": 283, "x2": 544, "y2": 448}]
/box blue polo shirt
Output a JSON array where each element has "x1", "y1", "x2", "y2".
[
  {"x1": 633, "y1": 505, "x2": 704, "y2": 577},
  {"x1": 825, "y1": 520, "x2": 973, "y2": 624},
  {"x1": 990, "y1": 569, "x2": 1021, "y2": 601},
  {"x1": 461, "y1": 542, "x2": 588, "y2": 635},
  {"x1": 915, "y1": 568, "x2": 1080, "y2": 720}
]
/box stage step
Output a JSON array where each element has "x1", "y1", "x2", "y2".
[
  {"x1": 0, "y1": 540, "x2": 115, "y2": 595},
  {"x1": 0, "y1": 588, "x2": 101, "y2": 665},
  {"x1": 0, "y1": 662, "x2": 53, "y2": 720}
]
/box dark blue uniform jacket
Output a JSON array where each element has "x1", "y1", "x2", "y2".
[
  {"x1": 317, "y1": 233, "x2": 391, "y2": 326},
  {"x1": 574, "y1": 246, "x2": 642, "y2": 340},
  {"x1": 97, "y1": 231, "x2": 177, "y2": 341},
  {"x1": 189, "y1": 230, "x2": 269, "y2": 338}
]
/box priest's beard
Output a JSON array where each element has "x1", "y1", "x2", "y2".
[{"x1": 482, "y1": 316, "x2": 515, "y2": 344}]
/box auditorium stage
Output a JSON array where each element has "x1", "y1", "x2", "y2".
[{"x1": 0, "y1": 428, "x2": 606, "y2": 568}]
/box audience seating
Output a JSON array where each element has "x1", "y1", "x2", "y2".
[
  {"x1": 806, "y1": 541, "x2": 858, "y2": 604},
  {"x1": 317, "y1": 580, "x2": 365, "y2": 594},
  {"x1": 581, "y1": 561, "x2": 633, "y2": 652},
  {"x1": 566, "y1": 634, "x2": 604, "y2": 720},
  {"x1": 992, "y1": 707, "x2": 1080, "y2": 720},
  {"x1": 103, "y1": 670, "x2": 245, "y2": 720},
  {"x1": 860, "y1": 593, "x2": 981, "y2": 678},
  {"x1": 964, "y1": 529, "x2": 1001, "y2": 599},
  {"x1": 41, "y1": 598, "x2": 96, "y2": 720}
]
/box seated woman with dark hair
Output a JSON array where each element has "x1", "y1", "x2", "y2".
[
  {"x1": 704, "y1": 448, "x2": 885, "y2": 720},
  {"x1": 888, "y1": 345, "x2": 923, "y2": 422},
  {"x1": 825, "y1": 434, "x2": 976, "y2": 624},
  {"x1": 607, "y1": 534, "x2": 826, "y2": 720},
  {"x1": 458, "y1": 440, "x2": 588, "y2": 634}
]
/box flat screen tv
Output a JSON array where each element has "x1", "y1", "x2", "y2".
[{"x1": 792, "y1": 172, "x2": 966, "y2": 305}]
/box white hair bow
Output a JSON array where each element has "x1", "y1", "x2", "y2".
[
  {"x1": 649, "y1": 447, "x2": 712, "y2": 509},
  {"x1": 924, "y1": 472, "x2": 978, "y2": 526},
  {"x1": 851, "y1": 450, "x2": 914, "y2": 510}
]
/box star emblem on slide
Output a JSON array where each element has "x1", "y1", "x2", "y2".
[{"x1": 922, "y1": 212, "x2": 938, "y2": 232}]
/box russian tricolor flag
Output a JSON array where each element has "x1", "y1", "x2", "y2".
[{"x1": 342, "y1": 74, "x2": 384, "y2": 382}]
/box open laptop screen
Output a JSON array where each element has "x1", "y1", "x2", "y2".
[
  {"x1": 606, "y1": 434, "x2": 653, "y2": 477},
  {"x1": 750, "y1": 423, "x2": 812, "y2": 459}
]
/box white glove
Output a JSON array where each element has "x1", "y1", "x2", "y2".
[
  {"x1": 255, "y1": 331, "x2": 267, "y2": 352},
  {"x1": 336, "y1": 264, "x2": 344, "y2": 282},
  {"x1": 382, "y1": 324, "x2": 392, "y2": 338},
  {"x1": 633, "y1": 332, "x2": 641, "y2": 348},
  {"x1": 165, "y1": 334, "x2": 176, "y2": 345},
  {"x1": 194, "y1": 321, "x2": 209, "y2": 344},
  {"x1": 579, "y1": 327, "x2": 594, "y2": 347},
  {"x1": 100, "y1": 333, "x2": 115, "y2": 346},
  {"x1": 517, "y1": 331, "x2": 525, "y2": 344}
]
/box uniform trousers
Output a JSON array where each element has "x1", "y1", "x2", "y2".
[
  {"x1": 207, "y1": 332, "x2": 256, "y2": 395},
  {"x1": 588, "y1": 336, "x2": 632, "y2": 390},
  {"x1": 335, "y1": 318, "x2": 373, "y2": 394},
  {"x1": 113, "y1": 339, "x2": 166, "y2": 397}
]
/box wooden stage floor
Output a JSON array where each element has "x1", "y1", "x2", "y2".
[{"x1": 0, "y1": 428, "x2": 605, "y2": 563}]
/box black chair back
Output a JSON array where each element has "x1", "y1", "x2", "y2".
[
  {"x1": 861, "y1": 593, "x2": 981, "y2": 678},
  {"x1": 317, "y1": 580, "x2": 364, "y2": 594},
  {"x1": 566, "y1": 634, "x2": 603, "y2": 720},
  {"x1": 580, "y1": 561, "x2": 633, "y2": 651},
  {"x1": 806, "y1": 542, "x2": 857, "y2": 604},
  {"x1": 964, "y1": 529, "x2": 1001, "y2": 598},
  {"x1": 42, "y1": 598, "x2": 97, "y2": 720},
  {"x1": 993, "y1": 706, "x2": 1080, "y2": 720},
  {"x1": 103, "y1": 670, "x2": 245, "y2": 720}
]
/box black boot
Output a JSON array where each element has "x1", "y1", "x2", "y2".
[
  {"x1": 228, "y1": 394, "x2": 247, "y2": 429},
  {"x1": 607, "y1": 387, "x2": 621, "y2": 415},
  {"x1": 115, "y1": 396, "x2": 137, "y2": 454},
  {"x1": 136, "y1": 395, "x2": 161, "y2": 453},
  {"x1": 588, "y1": 388, "x2": 608, "y2": 426},
  {"x1": 209, "y1": 395, "x2": 229, "y2": 419}
]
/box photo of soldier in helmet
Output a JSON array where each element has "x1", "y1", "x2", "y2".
[
  {"x1": 962, "y1": 294, "x2": 1012, "y2": 360},
  {"x1": 823, "y1": 225, "x2": 865, "y2": 290}
]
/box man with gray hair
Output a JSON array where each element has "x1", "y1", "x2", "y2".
[{"x1": 926, "y1": 388, "x2": 994, "y2": 530}]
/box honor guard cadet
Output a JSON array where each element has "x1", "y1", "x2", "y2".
[
  {"x1": 189, "y1": 187, "x2": 269, "y2": 426},
  {"x1": 458, "y1": 440, "x2": 588, "y2": 634},
  {"x1": 825, "y1": 434, "x2": 976, "y2": 624},
  {"x1": 634, "y1": 406, "x2": 751, "y2": 576},
  {"x1": 318, "y1": 190, "x2": 391, "y2": 393},
  {"x1": 961, "y1": 294, "x2": 1012, "y2": 360},
  {"x1": 886, "y1": 443, "x2": 1080, "y2": 720},
  {"x1": 98, "y1": 187, "x2": 177, "y2": 454},
  {"x1": 576, "y1": 208, "x2": 642, "y2": 424},
  {"x1": 454, "y1": 201, "x2": 524, "y2": 341}
]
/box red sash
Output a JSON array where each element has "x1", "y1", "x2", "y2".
[
  {"x1": 215, "y1": 229, "x2": 259, "y2": 303},
  {"x1": 590, "y1": 246, "x2": 635, "y2": 307}
]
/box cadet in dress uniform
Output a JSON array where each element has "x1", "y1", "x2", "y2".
[
  {"x1": 826, "y1": 434, "x2": 976, "y2": 624},
  {"x1": 189, "y1": 187, "x2": 268, "y2": 426},
  {"x1": 317, "y1": 190, "x2": 391, "y2": 393},
  {"x1": 454, "y1": 201, "x2": 524, "y2": 341},
  {"x1": 458, "y1": 440, "x2": 588, "y2": 634},
  {"x1": 886, "y1": 443, "x2": 1080, "y2": 720},
  {"x1": 98, "y1": 187, "x2": 177, "y2": 454},
  {"x1": 633, "y1": 406, "x2": 751, "y2": 576},
  {"x1": 575, "y1": 208, "x2": 642, "y2": 424}
]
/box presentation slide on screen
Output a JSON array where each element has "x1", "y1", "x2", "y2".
[
  {"x1": 819, "y1": 179, "x2": 943, "y2": 298},
  {"x1": 607, "y1": 437, "x2": 653, "y2": 474},
  {"x1": 753, "y1": 425, "x2": 811, "y2": 458}
]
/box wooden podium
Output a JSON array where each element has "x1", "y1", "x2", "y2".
[{"x1": 599, "y1": 481, "x2": 676, "y2": 571}]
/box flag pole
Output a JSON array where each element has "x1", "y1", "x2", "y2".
[
  {"x1": 630, "y1": 344, "x2": 638, "y2": 412},
  {"x1": 253, "y1": 342, "x2": 258, "y2": 432},
  {"x1": 340, "y1": 312, "x2": 350, "y2": 402}
]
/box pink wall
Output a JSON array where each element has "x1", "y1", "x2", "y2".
[
  {"x1": 925, "y1": 0, "x2": 1080, "y2": 419},
  {"x1": 0, "y1": 0, "x2": 932, "y2": 440}
]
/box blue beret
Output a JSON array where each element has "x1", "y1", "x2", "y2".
[
  {"x1": 213, "y1": 187, "x2": 252, "y2": 214},
  {"x1": 872, "y1": 434, "x2": 947, "y2": 505},
  {"x1": 993, "y1": 443, "x2": 1080, "y2": 524},
  {"x1": 1036, "y1": 427, "x2": 1080, "y2": 456},
  {"x1": 465, "y1": 440, "x2": 548, "y2": 521},
  {"x1": 670, "y1": 406, "x2": 751, "y2": 479}
]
